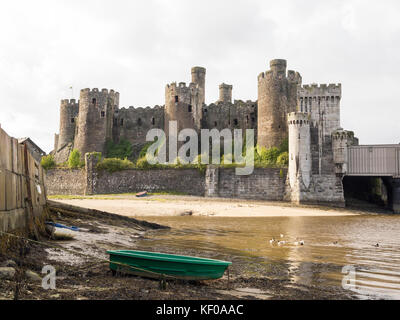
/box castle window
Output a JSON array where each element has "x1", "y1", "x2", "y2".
[
  {"x1": 152, "y1": 117, "x2": 155, "y2": 125},
  {"x1": 204, "y1": 109, "x2": 207, "y2": 113},
  {"x1": 188, "y1": 105, "x2": 192, "y2": 112},
  {"x1": 137, "y1": 118, "x2": 142, "y2": 126},
  {"x1": 234, "y1": 119, "x2": 238, "y2": 126},
  {"x1": 101, "y1": 111, "x2": 105, "y2": 118},
  {"x1": 214, "y1": 121, "x2": 217, "y2": 127},
  {"x1": 120, "y1": 119, "x2": 124, "y2": 126},
  {"x1": 92, "y1": 98, "x2": 96, "y2": 105},
  {"x1": 246, "y1": 115, "x2": 249, "y2": 123},
  {"x1": 252, "y1": 117, "x2": 255, "y2": 123},
  {"x1": 175, "y1": 96, "x2": 179, "y2": 103},
  {"x1": 71, "y1": 118, "x2": 75, "y2": 123}
]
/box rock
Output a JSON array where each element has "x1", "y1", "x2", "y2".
[
  {"x1": 180, "y1": 211, "x2": 193, "y2": 216},
  {"x1": 25, "y1": 270, "x2": 42, "y2": 282},
  {"x1": 50, "y1": 294, "x2": 60, "y2": 299},
  {"x1": 1, "y1": 260, "x2": 17, "y2": 268},
  {"x1": 0, "y1": 267, "x2": 16, "y2": 280}
]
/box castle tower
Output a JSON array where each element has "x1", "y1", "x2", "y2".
[
  {"x1": 288, "y1": 112, "x2": 312, "y2": 202},
  {"x1": 57, "y1": 99, "x2": 79, "y2": 150},
  {"x1": 191, "y1": 67, "x2": 206, "y2": 106},
  {"x1": 218, "y1": 83, "x2": 232, "y2": 103},
  {"x1": 257, "y1": 59, "x2": 301, "y2": 149},
  {"x1": 165, "y1": 81, "x2": 202, "y2": 136},
  {"x1": 297, "y1": 83, "x2": 341, "y2": 135},
  {"x1": 74, "y1": 88, "x2": 119, "y2": 158}
]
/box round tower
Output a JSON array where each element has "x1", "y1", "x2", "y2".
[
  {"x1": 288, "y1": 112, "x2": 311, "y2": 191},
  {"x1": 257, "y1": 59, "x2": 301, "y2": 149},
  {"x1": 58, "y1": 99, "x2": 79, "y2": 150},
  {"x1": 218, "y1": 83, "x2": 233, "y2": 103},
  {"x1": 74, "y1": 88, "x2": 119, "y2": 158},
  {"x1": 191, "y1": 67, "x2": 206, "y2": 106},
  {"x1": 164, "y1": 82, "x2": 202, "y2": 135}
]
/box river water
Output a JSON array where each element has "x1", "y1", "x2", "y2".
[{"x1": 136, "y1": 214, "x2": 400, "y2": 300}]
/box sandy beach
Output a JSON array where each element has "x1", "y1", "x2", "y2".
[{"x1": 51, "y1": 194, "x2": 359, "y2": 217}]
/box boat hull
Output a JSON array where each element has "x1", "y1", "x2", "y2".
[{"x1": 107, "y1": 250, "x2": 232, "y2": 280}]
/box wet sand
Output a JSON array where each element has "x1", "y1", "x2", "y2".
[{"x1": 52, "y1": 195, "x2": 359, "y2": 218}]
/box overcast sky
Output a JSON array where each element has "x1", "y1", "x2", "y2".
[{"x1": 0, "y1": 0, "x2": 399, "y2": 153}]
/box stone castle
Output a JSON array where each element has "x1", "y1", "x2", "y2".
[{"x1": 52, "y1": 58, "x2": 359, "y2": 206}]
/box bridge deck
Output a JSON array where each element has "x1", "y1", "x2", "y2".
[{"x1": 347, "y1": 145, "x2": 400, "y2": 177}]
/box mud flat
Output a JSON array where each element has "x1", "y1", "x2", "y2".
[
  {"x1": 0, "y1": 201, "x2": 356, "y2": 300},
  {"x1": 50, "y1": 194, "x2": 360, "y2": 218}
]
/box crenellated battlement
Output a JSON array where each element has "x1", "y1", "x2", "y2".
[
  {"x1": 288, "y1": 112, "x2": 311, "y2": 125},
  {"x1": 299, "y1": 83, "x2": 341, "y2": 97},
  {"x1": 332, "y1": 129, "x2": 355, "y2": 140},
  {"x1": 119, "y1": 105, "x2": 165, "y2": 112},
  {"x1": 80, "y1": 88, "x2": 119, "y2": 97},
  {"x1": 61, "y1": 99, "x2": 79, "y2": 106}
]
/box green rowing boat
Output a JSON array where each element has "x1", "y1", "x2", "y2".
[{"x1": 107, "y1": 250, "x2": 232, "y2": 280}]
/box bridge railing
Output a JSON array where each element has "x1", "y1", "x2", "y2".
[{"x1": 347, "y1": 145, "x2": 400, "y2": 177}]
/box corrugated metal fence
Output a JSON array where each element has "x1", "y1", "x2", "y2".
[
  {"x1": 347, "y1": 145, "x2": 400, "y2": 177},
  {"x1": 0, "y1": 125, "x2": 47, "y2": 233}
]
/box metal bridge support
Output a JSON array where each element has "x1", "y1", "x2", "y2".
[{"x1": 392, "y1": 178, "x2": 400, "y2": 214}]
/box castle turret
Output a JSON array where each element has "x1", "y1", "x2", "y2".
[
  {"x1": 191, "y1": 67, "x2": 206, "y2": 106},
  {"x1": 288, "y1": 112, "x2": 312, "y2": 201},
  {"x1": 258, "y1": 59, "x2": 301, "y2": 149},
  {"x1": 74, "y1": 88, "x2": 119, "y2": 157},
  {"x1": 218, "y1": 83, "x2": 232, "y2": 104},
  {"x1": 58, "y1": 99, "x2": 79, "y2": 150},
  {"x1": 332, "y1": 129, "x2": 357, "y2": 175}
]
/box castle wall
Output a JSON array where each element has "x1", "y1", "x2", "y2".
[
  {"x1": 44, "y1": 168, "x2": 86, "y2": 195},
  {"x1": 45, "y1": 164, "x2": 288, "y2": 202},
  {"x1": 205, "y1": 166, "x2": 287, "y2": 200},
  {"x1": 116, "y1": 105, "x2": 165, "y2": 157},
  {"x1": 202, "y1": 100, "x2": 257, "y2": 139},
  {"x1": 74, "y1": 88, "x2": 119, "y2": 158},
  {"x1": 257, "y1": 59, "x2": 301, "y2": 149},
  {"x1": 90, "y1": 169, "x2": 205, "y2": 196}
]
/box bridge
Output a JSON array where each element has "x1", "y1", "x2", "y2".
[{"x1": 345, "y1": 144, "x2": 400, "y2": 213}]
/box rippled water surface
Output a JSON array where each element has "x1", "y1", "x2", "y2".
[{"x1": 136, "y1": 215, "x2": 400, "y2": 299}]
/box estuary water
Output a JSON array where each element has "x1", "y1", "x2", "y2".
[{"x1": 136, "y1": 214, "x2": 400, "y2": 300}]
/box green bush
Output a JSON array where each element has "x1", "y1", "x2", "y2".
[
  {"x1": 136, "y1": 156, "x2": 155, "y2": 169},
  {"x1": 279, "y1": 138, "x2": 289, "y2": 153},
  {"x1": 139, "y1": 141, "x2": 155, "y2": 159},
  {"x1": 277, "y1": 152, "x2": 289, "y2": 166},
  {"x1": 106, "y1": 139, "x2": 133, "y2": 159},
  {"x1": 68, "y1": 150, "x2": 84, "y2": 168},
  {"x1": 41, "y1": 154, "x2": 56, "y2": 170},
  {"x1": 97, "y1": 158, "x2": 135, "y2": 173}
]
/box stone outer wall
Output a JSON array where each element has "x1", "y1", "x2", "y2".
[
  {"x1": 205, "y1": 166, "x2": 287, "y2": 200},
  {"x1": 45, "y1": 160, "x2": 288, "y2": 202},
  {"x1": 44, "y1": 168, "x2": 86, "y2": 195},
  {"x1": 92, "y1": 169, "x2": 206, "y2": 196}
]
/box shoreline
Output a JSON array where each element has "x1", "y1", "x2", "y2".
[{"x1": 49, "y1": 194, "x2": 363, "y2": 218}]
